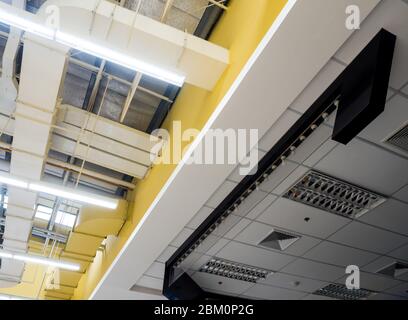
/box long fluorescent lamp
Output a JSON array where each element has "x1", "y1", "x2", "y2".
[
  {"x1": 0, "y1": 172, "x2": 118, "y2": 209},
  {"x1": 29, "y1": 183, "x2": 118, "y2": 209},
  {"x1": 0, "y1": 250, "x2": 80, "y2": 271},
  {"x1": 0, "y1": 6, "x2": 185, "y2": 86}
]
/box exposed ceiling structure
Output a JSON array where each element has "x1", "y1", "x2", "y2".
[
  {"x1": 0, "y1": 0, "x2": 228, "y2": 299},
  {"x1": 89, "y1": 0, "x2": 408, "y2": 300}
]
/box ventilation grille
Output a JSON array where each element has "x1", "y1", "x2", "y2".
[
  {"x1": 386, "y1": 123, "x2": 408, "y2": 153},
  {"x1": 200, "y1": 258, "x2": 271, "y2": 283},
  {"x1": 314, "y1": 284, "x2": 375, "y2": 300},
  {"x1": 377, "y1": 261, "x2": 408, "y2": 278},
  {"x1": 259, "y1": 229, "x2": 300, "y2": 251},
  {"x1": 283, "y1": 171, "x2": 386, "y2": 218}
]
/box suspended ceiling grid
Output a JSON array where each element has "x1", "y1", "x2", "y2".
[{"x1": 137, "y1": 0, "x2": 408, "y2": 300}]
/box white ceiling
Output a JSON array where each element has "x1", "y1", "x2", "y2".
[{"x1": 137, "y1": 0, "x2": 408, "y2": 300}]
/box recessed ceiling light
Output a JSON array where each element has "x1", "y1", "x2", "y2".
[{"x1": 284, "y1": 170, "x2": 386, "y2": 218}]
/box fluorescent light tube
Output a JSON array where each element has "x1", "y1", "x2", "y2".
[
  {"x1": 55, "y1": 31, "x2": 185, "y2": 86},
  {"x1": 0, "y1": 5, "x2": 185, "y2": 86},
  {"x1": 0, "y1": 173, "x2": 28, "y2": 189},
  {"x1": 0, "y1": 250, "x2": 80, "y2": 271},
  {"x1": 29, "y1": 183, "x2": 118, "y2": 209}
]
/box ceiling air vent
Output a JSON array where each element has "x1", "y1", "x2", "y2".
[
  {"x1": 283, "y1": 171, "x2": 386, "y2": 218},
  {"x1": 386, "y1": 123, "x2": 408, "y2": 154},
  {"x1": 200, "y1": 258, "x2": 272, "y2": 283},
  {"x1": 259, "y1": 229, "x2": 300, "y2": 251},
  {"x1": 377, "y1": 261, "x2": 408, "y2": 278},
  {"x1": 314, "y1": 284, "x2": 375, "y2": 300}
]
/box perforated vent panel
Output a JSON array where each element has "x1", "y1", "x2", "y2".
[
  {"x1": 314, "y1": 284, "x2": 375, "y2": 300},
  {"x1": 386, "y1": 124, "x2": 408, "y2": 153}
]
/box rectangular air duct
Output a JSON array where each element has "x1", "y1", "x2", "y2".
[
  {"x1": 386, "y1": 123, "x2": 408, "y2": 154},
  {"x1": 200, "y1": 258, "x2": 271, "y2": 283},
  {"x1": 259, "y1": 229, "x2": 300, "y2": 251},
  {"x1": 313, "y1": 284, "x2": 375, "y2": 300},
  {"x1": 283, "y1": 171, "x2": 386, "y2": 219}
]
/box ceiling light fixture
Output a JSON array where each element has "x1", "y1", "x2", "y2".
[
  {"x1": 0, "y1": 249, "x2": 80, "y2": 271},
  {"x1": 0, "y1": 5, "x2": 185, "y2": 87},
  {"x1": 0, "y1": 172, "x2": 118, "y2": 209}
]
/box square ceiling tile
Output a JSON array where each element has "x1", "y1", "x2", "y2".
[
  {"x1": 388, "y1": 242, "x2": 408, "y2": 261},
  {"x1": 136, "y1": 275, "x2": 163, "y2": 291},
  {"x1": 393, "y1": 185, "x2": 408, "y2": 203},
  {"x1": 206, "y1": 180, "x2": 237, "y2": 208},
  {"x1": 258, "y1": 110, "x2": 301, "y2": 152},
  {"x1": 235, "y1": 221, "x2": 321, "y2": 256},
  {"x1": 257, "y1": 198, "x2": 350, "y2": 239},
  {"x1": 145, "y1": 262, "x2": 165, "y2": 279},
  {"x1": 272, "y1": 166, "x2": 309, "y2": 196},
  {"x1": 212, "y1": 214, "x2": 241, "y2": 238},
  {"x1": 192, "y1": 272, "x2": 253, "y2": 295},
  {"x1": 290, "y1": 59, "x2": 345, "y2": 114},
  {"x1": 217, "y1": 241, "x2": 295, "y2": 271},
  {"x1": 187, "y1": 206, "x2": 213, "y2": 229},
  {"x1": 156, "y1": 246, "x2": 178, "y2": 263},
  {"x1": 336, "y1": 272, "x2": 402, "y2": 292},
  {"x1": 206, "y1": 238, "x2": 229, "y2": 257},
  {"x1": 281, "y1": 258, "x2": 344, "y2": 282},
  {"x1": 246, "y1": 194, "x2": 277, "y2": 220},
  {"x1": 288, "y1": 125, "x2": 333, "y2": 165},
  {"x1": 359, "y1": 199, "x2": 408, "y2": 236},
  {"x1": 303, "y1": 139, "x2": 338, "y2": 167},
  {"x1": 385, "y1": 282, "x2": 408, "y2": 298},
  {"x1": 228, "y1": 149, "x2": 266, "y2": 183},
  {"x1": 233, "y1": 190, "x2": 269, "y2": 217},
  {"x1": 171, "y1": 228, "x2": 194, "y2": 247},
  {"x1": 328, "y1": 221, "x2": 408, "y2": 254},
  {"x1": 315, "y1": 139, "x2": 408, "y2": 195},
  {"x1": 244, "y1": 284, "x2": 307, "y2": 300},
  {"x1": 224, "y1": 218, "x2": 251, "y2": 240},
  {"x1": 334, "y1": 0, "x2": 408, "y2": 89},
  {"x1": 259, "y1": 161, "x2": 298, "y2": 193},
  {"x1": 359, "y1": 94, "x2": 408, "y2": 149},
  {"x1": 259, "y1": 272, "x2": 327, "y2": 293},
  {"x1": 304, "y1": 241, "x2": 378, "y2": 268}
]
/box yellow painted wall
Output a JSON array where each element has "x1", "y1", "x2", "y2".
[{"x1": 69, "y1": 0, "x2": 287, "y2": 299}]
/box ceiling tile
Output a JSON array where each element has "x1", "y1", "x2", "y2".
[
  {"x1": 217, "y1": 241, "x2": 295, "y2": 271},
  {"x1": 393, "y1": 185, "x2": 408, "y2": 203},
  {"x1": 259, "y1": 272, "x2": 327, "y2": 293},
  {"x1": 304, "y1": 241, "x2": 378, "y2": 267},
  {"x1": 206, "y1": 238, "x2": 230, "y2": 257},
  {"x1": 388, "y1": 242, "x2": 408, "y2": 261},
  {"x1": 145, "y1": 262, "x2": 165, "y2": 279},
  {"x1": 224, "y1": 218, "x2": 251, "y2": 240},
  {"x1": 358, "y1": 94, "x2": 408, "y2": 153},
  {"x1": 303, "y1": 138, "x2": 338, "y2": 167},
  {"x1": 257, "y1": 198, "x2": 350, "y2": 239},
  {"x1": 171, "y1": 228, "x2": 194, "y2": 247},
  {"x1": 258, "y1": 110, "x2": 300, "y2": 152},
  {"x1": 362, "y1": 256, "x2": 408, "y2": 281},
  {"x1": 259, "y1": 161, "x2": 298, "y2": 193},
  {"x1": 192, "y1": 272, "x2": 253, "y2": 295},
  {"x1": 359, "y1": 199, "x2": 408, "y2": 236},
  {"x1": 315, "y1": 138, "x2": 408, "y2": 195},
  {"x1": 281, "y1": 258, "x2": 345, "y2": 282},
  {"x1": 334, "y1": 0, "x2": 408, "y2": 89},
  {"x1": 246, "y1": 194, "x2": 277, "y2": 220},
  {"x1": 290, "y1": 59, "x2": 345, "y2": 114},
  {"x1": 244, "y1": 284, "x2": 307, "y2": 300},
  {"x1": 235, "y1": 221, "x2": 321, "y2": 256},
  {"x1": 336, "y1": 272, "x2": 402, "y2": 292},
  {"x1": 212, "y1": 214, "x2": 241, "y2": 238},
  {"x1": 233, "y1": 190, "x2": 269, "y2": 217},
  {"x1": 136, "y1": 275, "x2": 163, "y2": 290},
  {"x1": 228, "y1": 149, "x2": 266, "y2": 183},
  {"x1": 206, "y1": 180, "x2": 237, "y2": 208},
  {"x1": 368, "y1": 293, "x2": 407, "y2": 300},
  {"x1": 288, "y1": 125, "x2": 333, "y2": 164},
  {"x1": 385, "y1": 282, "x2": 408, "y2": 298},
  {"x1": 328, "y1": 221, "x2": 408, "y2": 254},
  {"x1": 272, "y1": 165, "x2": 309, "y2": 196},
  {"x1": 156, "y1": 245, "x2": 178, "y2": 263},
  {"x1": 187, "y1": 206, "x2": 213, "y2": 229}
]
